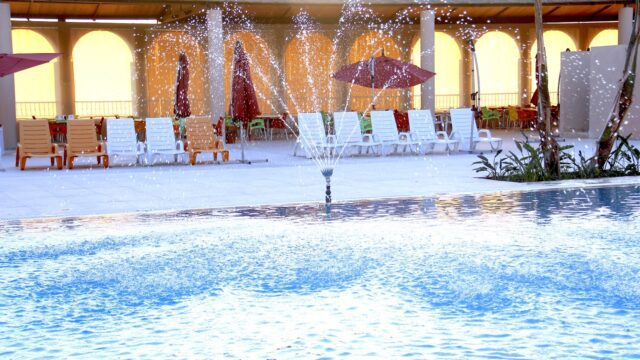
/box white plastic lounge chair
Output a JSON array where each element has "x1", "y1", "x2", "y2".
[
  {"x1": 105, "y1": 118, "x2": 145, "y2": 164},
  {"x1": 333, "y1": 111, "x2": 382, "y2": 156},
  {"x1": 292, "y1": 112, "x2": 335, "y2": 158},
  {"x1": 145, "y1": 117, "x2": 187, "y2": 164},
  {"x1": 370, "y1": 110, "x2": 420, "y2": 155},
  {"x1": 407, "y1": 109, "x2": 459, "y2": 153},
  {"x1": 449, "y1": 108, "x2": 502, "y2": 152}
]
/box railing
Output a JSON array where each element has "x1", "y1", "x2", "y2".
[
  {"x1": 16, "y1": 102, "x2": 57, "y2": 119},
  {"x1": 146, "y1": 98, "x2": 209, "y2": 118},
  {"x1": 75, "y1": 101, "x2": 135, "y2": 117},
  {"x1": 477, "y1": 93, "x2": 521, "y2": 107}
]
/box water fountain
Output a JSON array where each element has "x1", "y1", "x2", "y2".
[{"x1": 136, "y1": 1, "x2": 487, "y2": 216}]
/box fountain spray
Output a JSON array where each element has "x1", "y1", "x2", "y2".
[{"x1": 321, "y1": 167, "x2": 334, "y2": 216}]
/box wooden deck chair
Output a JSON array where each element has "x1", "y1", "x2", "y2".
[
  {"x1": 407, "y1": 110, "x2": 459, "y2": 154},
  {"x1": 450, "y1": 108, "x2": 502, "y2": 152},
  {"x1": 145, "y1": 117, "x2": 187, "y2": 164},
  {"x1": 105, "y1": 118, "x2": 145, "y2": 165},
  {"x1": 185, "y1": 117, "x2": 230, "y2": 165},
  {"x1": 333, "y1": 111, "x2": 382, "y2": 156},
  {"x1": 292, "y1": 112, "x2": 335, "y2": 158},
  {"x1": 370, "y1": 110, "x2": 420, "y2": 155},
  {"x1": 16, "y1": 120, "x2": 63, "y2": 170},
  {"x1": 65, "y1": 119, "x2": 109, "y2": 169}
]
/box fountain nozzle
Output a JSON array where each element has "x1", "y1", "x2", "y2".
[{"x1": 321, "y1": 167, "x2": 334, "y2": 217}]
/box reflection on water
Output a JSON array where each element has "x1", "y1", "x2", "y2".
[{"x1": 1, "y1": 185, "x2": 639, "y2": 358}]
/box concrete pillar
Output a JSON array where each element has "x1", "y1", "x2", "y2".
[
  {"x1": 0, "y1": 3, "x2": 17, "y2": 149},
  {"x1": 207, "y1": 9, "x2": 225, "y2": 123},
  {"x1": 618, "y1": 7, "x2": 634, "y2": 45},
  {"x1": 133, "y1": 31, "x2": 148, "y2": 118},
  {"x1": 58, "y1": 26, "x2": 75, "y2": 115},
  {"x1": 519, "y1": 28, "x2": 533, "y2": 107},
  {"x1": 269, "y1": 27, "x2": 286, "y2": 114},
  {"x1": 420, "y1": 11, "x2": 435, "y2": 113},
  {"x1": 460, "y1": 43, "x2": 473, "y2": 108}
]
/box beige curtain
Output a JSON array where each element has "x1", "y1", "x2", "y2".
[
  {"x1": 284, "y1": 32, "x2": 336, "y2": 113},
  {"x1": 146, "y1": 31, "x2": 207, "y2": 117}
]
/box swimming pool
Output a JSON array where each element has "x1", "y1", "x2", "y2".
[{"x1": 1, "y1": 185, "x2": 639, "y2": 358}]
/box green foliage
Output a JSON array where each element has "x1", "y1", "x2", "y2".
[{"x1": 474, "y1": 135, "x2": 640, "y2": 182}]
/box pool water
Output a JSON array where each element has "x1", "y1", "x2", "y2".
[{"x1": 1, "y1": 186, "x2": 640, "y2": 358}]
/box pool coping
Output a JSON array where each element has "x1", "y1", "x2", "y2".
[{"x1": 2, "y1": 175, "x2": 638, "y2": 225}]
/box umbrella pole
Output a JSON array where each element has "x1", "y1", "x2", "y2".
[{"x1": 229, "y1": 41, "x2": 268, "y2": 165}]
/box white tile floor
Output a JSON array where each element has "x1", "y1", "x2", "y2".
[{"x1": 1, "y1": 130, "x2": 639, "y2": 220}]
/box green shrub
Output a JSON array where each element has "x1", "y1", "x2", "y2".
[{"x1": 474, "y1": 135, "x2": 640, "y2": 182}]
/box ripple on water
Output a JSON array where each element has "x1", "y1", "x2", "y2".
[{"x1": 1, "y1": 186, "x2": 640, "y2": 358}]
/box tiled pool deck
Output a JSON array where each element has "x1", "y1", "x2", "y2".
[{"x1": 2, "y1": 130, "x2": 639, "y2": 220}]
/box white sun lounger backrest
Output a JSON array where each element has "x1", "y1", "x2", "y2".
[
  {"x1": 370, "y1": 110, "x2": 399, "y2": 142},
  {"x1": 106, "y1": 118, "x2": 138, "y2": 154},
  {"x1": 450, "y1": 108, "x2": 479, "y2": 139},
  {"x1": 297, "y1": 112, "x2": 326, "y2": 146},
  {"x1": 145, "y1": 117, "x2": 177, "y2": 152},
  {"x1": 333, "y1": 111, "x2": 362, "y2": 144},
  {"x1": 408, "y1": 110, "x2": 437, "y2": 141}
]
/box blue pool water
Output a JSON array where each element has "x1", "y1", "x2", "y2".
[{"x1": 1, "y1": 185, "x2": 640, "y2": 358}]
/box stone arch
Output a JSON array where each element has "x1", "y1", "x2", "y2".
[
  {"x1": 530, "y1": 30, "x2": 577, "y2": 105},
  {"x1": 411, "y1": 31, "x2": 462, "y2": 110},
  {"x1": 146, "y1": 31, "x2": 207, "y2": 117},
  {"x1": 11, "y1": 29, "x2": 57, "y2": 118},
  {"x1": 475, "y1": 31, "x2": 521, "y2": 106},
  {"x1": 284, "y1": 32, "x2": 336, "y2": 113},
  {"x1": 73, "y1": 30, "x2": 134, "y2": 116},
  {"x1": 589, "y1": 29, "x2": 618, "y2": 48}
]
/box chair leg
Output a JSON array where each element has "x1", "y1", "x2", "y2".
[
  {"x1": 19, "y1": 156, "x2": 27, "y2": 170},
  {"x1": 15, "y1": 148, "x2": 19, "y2": 167},
  {"x1": 103, "y1": 155, "x2": 109, "y2": 168},
  {"x1": 50, "y1": 157, "x2": 54, "y2": 166},
  {"x1": 68, "y1": 156, "x2": 74, "y2": 170},
  {"x1": 56, "y1": 156, "x2": 63, "y2": 170}
]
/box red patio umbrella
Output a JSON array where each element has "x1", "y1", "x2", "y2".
[
  {"x1": 0, "y1": 53, "x2": 60, "y2": 77},
  {"x1": 174, "y1": 51, "x2": 191, "y2": 118},
  {"x1": 229, "y1": 41, "x2": 260, "y2": 123},
  {"x1": 332, "y1": 50, "x2": 435, "y2": 108},
  {"x1": 230, "y1": 41, "x2": 262, "y2": 163}
]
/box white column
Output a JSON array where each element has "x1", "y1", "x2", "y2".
[
  {"x1": 618, "y1": 7, "x2": 634, "y2": 45},
  {"x1": 207, "y1": 9, "x2": 225, "y2": 123},
  {"x1": 420, "y1": 11, "x2": 435, "y2": 113},
  {"x1": 0, "y1": 3, "x2": 17, "y2": 150}
]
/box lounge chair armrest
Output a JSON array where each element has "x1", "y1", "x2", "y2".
[
  {"x1": 51, "y1": 143, "x2": 61, "y2": 153},
  {"x1": 176, "y1": 140, "x2": 185, "y2": 152},
  {"x1": 398, "y1": 132, "x2": 412, "y2": 141},
  {"x1": 137, "y1": 141, "x2": 145, "y2": 153},
  {"x1": 435, "y1": 131, "x2": 450, "y2": 140},
  {"x1": 98, "y1": 140, "x2": 106, "y2": 152},
  {"x1": 361, "y1": 134, "x2": 374, "y2": 143},
  {"x1": 408, "y1": 131, "x2": 420, "y2": 142},
  {"x1": 478, "y1": 129, "x2": 493, "y2": 138},
  {"x1": 369, "y1": 134, "x2": 381, "y2": 143}
]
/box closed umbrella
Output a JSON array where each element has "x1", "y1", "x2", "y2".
[
  {"x1": 174, "y1": 51, "x2": 191, "y2": 119},
  {"x1": 230, "y1": 41, "x2": 260, "y2": 124},
  {"x1": 0, "y1": 53, "x2": 60, "y2": 77},
  {"x1": 229, "y1": 41, "x2": 264, "y2": 164},
  {"x1": 332, "y1": 50, "x2": 435, "y2": 109}
]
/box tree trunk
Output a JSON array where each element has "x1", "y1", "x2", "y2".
[
  {"x1": 594, "y1": 2, "x2": 640, "y2": 170},
  {"x1": 533, "y1": 0, "x2": 560, "y2": 177}
]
